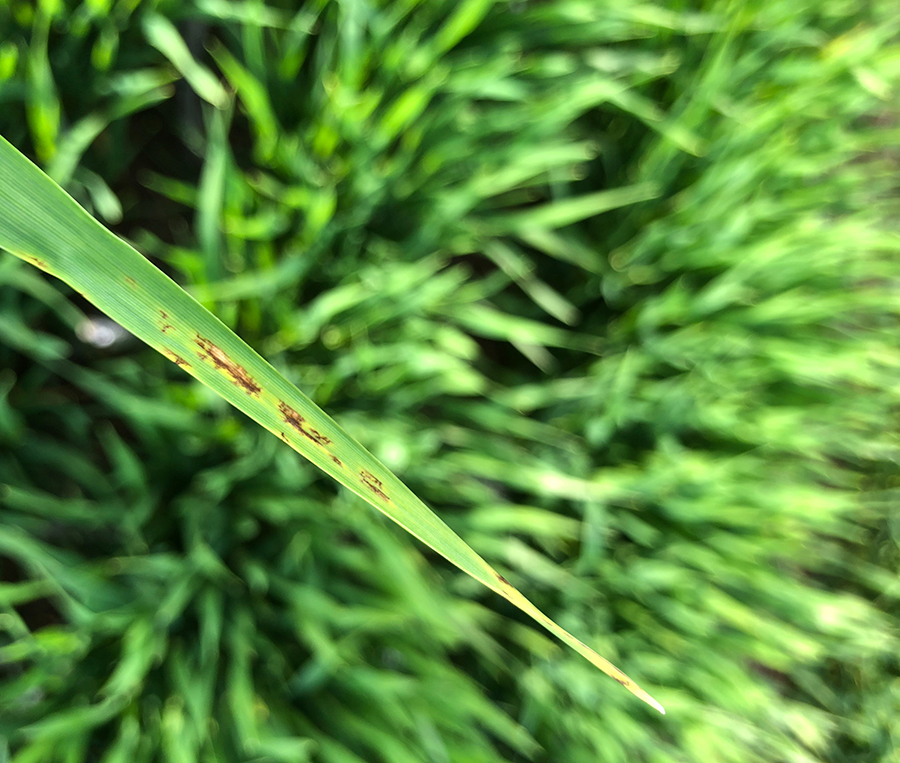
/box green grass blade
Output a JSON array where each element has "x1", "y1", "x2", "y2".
[
  {"x1": 0, "y1": 134, "x2": 664, "y2": 715},
  {"x1": 142, "y1": 14, "x2": 230, "y2": 109}
]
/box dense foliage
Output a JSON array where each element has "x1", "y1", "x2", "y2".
[{"x1": 1, "y1": 1, "x2": 898, "y2": 761}]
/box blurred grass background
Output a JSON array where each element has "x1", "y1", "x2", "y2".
[{"x1": 1, "y1": 0, "x2": 899, "y2": 761}]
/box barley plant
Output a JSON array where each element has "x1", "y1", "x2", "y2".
[{"x1": 1, "y1": 1, "x2": 899, "y2": 762}]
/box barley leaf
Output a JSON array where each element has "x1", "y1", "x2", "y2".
[{"x1": 0, "y1": 134, "x2": 664, "y2": 714}]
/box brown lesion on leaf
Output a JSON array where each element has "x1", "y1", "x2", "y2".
[
  {"x1": 279, "y1": 431, "x2": 290, "y2": 444},
  {"x1": 164, "y1": 350, "x2": 191, "y2": 368},
  {"x1": 25, "y1": 255, "x2": 48, "y2": 270},
  {"x1": 194, "y1": 335, "x2": 261, "y2": 396},
  {"x1": 360, "y1": 469, "x2": 390, "y2": 502},
  {"x1": 125, "y1": 276, "x2": 137, "y2": 288},
  {"x1": 278, "y1": 401, "x2": 332, "y2": 446},
  {"x1": 330, "y1": 455, "x2": 343, "y2": 468},
  {"x1": 497, "y1": 575, "x2": 510, "y2": 586},
  {"x1": 158, "y1": 310, "x2": 174, "y2": 334}
]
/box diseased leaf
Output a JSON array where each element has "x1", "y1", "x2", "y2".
[{"x1": 0, "y1": 134, "x2": 664, "y2": 714}]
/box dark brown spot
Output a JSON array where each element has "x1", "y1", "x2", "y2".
[
  {"x1": 279, "y1": 431, "x2": 289, "y2": 444},
  {"x1": 125, "y1": 276, "x2": 137, "y2": 288},
  {"x1": 278, "y1": 401, "x2": 332, "y2": 446},
  {"x1": 614, "y1": 676, "x2": 628, "y2": 687},
  {"x1": 164, "y1": 350, "x2": 191, "y2": 368},
  {"x1": 497, "y1": 575, "x2": 510, "y2": 586},
  {"x1": 330, "y1": 455, "x2": 343, "y2": 467},
  {"x1": 161, "y1": 324, "x2": 174, "y2": 334},
  {"x1": 360, "y1": 469, "x2": 390, "y2": 501},
  {"x1": 26, "y1": 256, "x2": 48, "y2": 269},
  {"x1": 360, "y1": 469, "x2": 383, "y2": 487},
  {"x1": 159, "y1": 310, "x2": 169, "y2": 319},
  {"x1": 194, "y1": 335, "x2": 261, "y2": 396}
]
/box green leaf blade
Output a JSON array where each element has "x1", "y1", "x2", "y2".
[{"x1": 0, "y1": 134, "x2": 663, "y2": 714}]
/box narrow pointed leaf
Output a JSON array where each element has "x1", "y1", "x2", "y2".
[{"x1": 0, "y1": 134, "x2": 664, "y2": 714}]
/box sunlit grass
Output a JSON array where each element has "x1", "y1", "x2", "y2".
[{"x1": 1, "y1": 0, "x2": 898, "y2": 761}]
